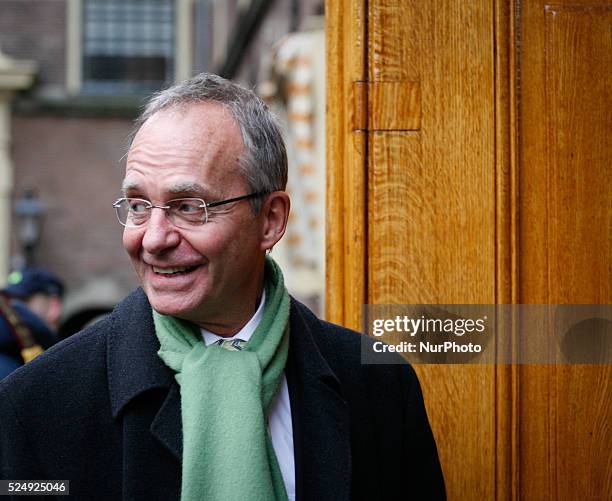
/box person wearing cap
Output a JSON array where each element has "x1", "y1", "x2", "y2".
[
  {"x1": 0, "y1": 267, "x2": 64, "y2": 379},
  {"x1": 0, "y1": 74, "x2": 444, "y2": 500}
]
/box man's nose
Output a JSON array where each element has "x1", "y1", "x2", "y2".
[{"x1": 141, "y1": 208, "x2": 180, "y2": 254}]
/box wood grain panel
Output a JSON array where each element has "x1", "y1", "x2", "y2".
[
  {"x1": 545, "y1": 6, "x2": 612, "y2": 500},
  {"x1": 494, "y1": 0, "x2": 520, "y2": 498},
  {"x1": 367, "y1": 1, "x2": 496, "y2": 500},
  {"x1": 326, "y1": 0, "x2": 367, "y2": 329},
  {"x1": 545, "y1": 5, "x2": 612, "y2": 304},
  {"x1": 366, "y1": 3, "x2": 496, "y2": 297},
  {"x1": 368, "y1": 0, "x2": 421, "y2": 81},
  {"x1": 517, "y1": 1, "x2": 556, "y2": 497},
  {"x1": 368, "y1": 133, "x2": 432, "y2": 301},
  {"x1": 353, "y1": 81, "x2": 421, "y2": 131},
  {"x1": 519, "y1": 2, "x2": 612, "y2": 500},
  {"x1": 368, "y1": 132, "x2": 496, "y2": 500}
]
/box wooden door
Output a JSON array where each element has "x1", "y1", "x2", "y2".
[
  {"x1": 326, "y1": 0, "x2": 611, "y2": 499},
  {"x1": 518, "y1": 1, "x2": 611, "y2": 499}
]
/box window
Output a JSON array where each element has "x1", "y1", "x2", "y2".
[
  {"x1": 81, "y1": 0, "x2": 175, "y2": 94},
  {"x1": 67, "y1": 0, "x2": 192, "y2": 97}
]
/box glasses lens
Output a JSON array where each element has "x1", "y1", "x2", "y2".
[
  {"x1": 167, "y1": 198, "x2": 208, "y2": 227},
  {"x1": 115, "y1": 198, "x2": 150, "y2": 227}
]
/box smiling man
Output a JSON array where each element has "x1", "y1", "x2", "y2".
[
  {"x1": 121, "y1": 99, "x2": 280, "y2": 334},
  {"x1": 0, "y1": 74, "x2": 445, "y2": 500}
]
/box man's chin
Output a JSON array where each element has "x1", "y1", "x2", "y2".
[
  {"x1": 146, "y1": 289, "x2": 198, "y2": 318},
  {"x1": 150, "y1": 303, "x2": 184, "y2": 317}
]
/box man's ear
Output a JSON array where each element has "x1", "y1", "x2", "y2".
[{"x1": 260, "y1": 191, "x2": 290, "y2": 251}]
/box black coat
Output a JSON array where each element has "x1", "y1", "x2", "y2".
[{"x1": 0, "y1": 289, "x2": 445, "y2": 500}]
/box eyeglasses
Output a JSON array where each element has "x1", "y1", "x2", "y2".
[{"x1": 112, "y1": 192, "x2": 264, "y2": 229}]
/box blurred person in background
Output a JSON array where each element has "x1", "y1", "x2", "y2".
[{"x1": 0, "y1": 267, "x2": 64, "y2": 379}]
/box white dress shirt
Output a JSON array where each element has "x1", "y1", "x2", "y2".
[{"x1": 200, "y1": 290, "x2": 296, "y2": 500}]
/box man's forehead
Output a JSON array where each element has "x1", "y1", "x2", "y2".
[
  {"x1": 122, "y1": 101, "x2": 249, "y2": 200},
  {"x1": 138, "y1": 101, "x2": 238, "y2": 136}
]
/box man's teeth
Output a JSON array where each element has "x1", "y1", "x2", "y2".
[{"x1": 153, "y1": 266, "x2": 195, "y2": 275}]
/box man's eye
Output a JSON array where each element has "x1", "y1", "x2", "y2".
[
  {"x1": 129, "y1": 201, "x2": 149, "y2": 214},
  {"x1": 174, "y1": 200, "x2": 204, "y2": 214}
]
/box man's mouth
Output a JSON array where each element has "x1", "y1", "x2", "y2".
[{"x1": 152, "y1": 265, "x2": 200, "y2": 276}]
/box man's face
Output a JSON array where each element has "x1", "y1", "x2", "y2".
[{"x1": 122, "y1": 102, "x2": 267, "y2": 330}]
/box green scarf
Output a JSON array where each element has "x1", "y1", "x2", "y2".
[{"x1": 153, "y1": 257, "x2": 290, "y2": 501}]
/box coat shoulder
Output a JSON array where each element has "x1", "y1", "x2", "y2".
[
  {"x1": 0, "y1": 288, "x2": 151, "y2": 408},
  {"x1": 290, "y1": 298, "x2": 419, "y2": 386},
  {"x1": 0, "y1": 314, "x2": 112, "y2": 408}
]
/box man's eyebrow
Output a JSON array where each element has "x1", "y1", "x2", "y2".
[
  {"x1": 167, "y1": 182, "x2": 210, "y2": 196},
  {"x1": 121, "y1": 179, "x2": 140, "y2": 194}
]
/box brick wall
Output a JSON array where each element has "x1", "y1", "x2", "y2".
[
  {"x1": 11, "y1": 116, "x2": 140, "y2": 303},
  {"x1": 0, "y1": 0, "x2": 67, "y2": 88}
]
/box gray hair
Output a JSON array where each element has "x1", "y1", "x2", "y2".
[{"x1": 135, "y1": 73, "x2": 287, "y2": 212}]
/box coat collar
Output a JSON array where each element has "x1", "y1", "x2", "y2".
[
  {"x1": 286, "y1": 298, "x2": 352, "y2": 501},
  {"x1": 107, "y1": 289, "x2": 351, "y2": 500},
  {"x1": 107, "y1": 288, "x2": 174, "y2": 419}
]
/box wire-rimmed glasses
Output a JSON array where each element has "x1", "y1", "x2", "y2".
[{"x1": 112, "y1": 192, "x2": 264, "y2": 229}]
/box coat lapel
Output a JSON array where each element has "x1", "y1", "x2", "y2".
[
  {"x1": 150, "y1": 382, "x2": 182, "y2": 459},
  {"x1": 287, "y1": 299, "x2": 352, "y2": 501},
  {"x1": 107, "y1": 288, "x2": 183, "y2": 460}
]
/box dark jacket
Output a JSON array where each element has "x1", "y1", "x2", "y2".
[{"x1": 0, "y1": 288, "x2": 445, "y2": 500}]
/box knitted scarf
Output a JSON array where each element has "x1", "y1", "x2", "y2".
[{"x1": 153, "y1": 257, "x2": 290, "y2": 501}]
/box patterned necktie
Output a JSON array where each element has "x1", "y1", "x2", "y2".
[{"x1": 215, "y1": 338, "x2": 246, "y2": 351}]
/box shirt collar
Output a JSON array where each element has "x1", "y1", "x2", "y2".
[{"x1": 200, "y1": 289, "x2": 266, "y2": 346}]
